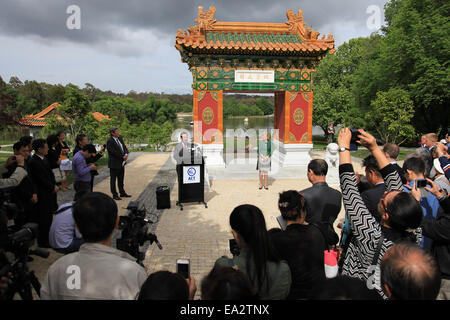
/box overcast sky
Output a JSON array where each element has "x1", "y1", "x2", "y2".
[{"x1": 0, "y1": 0, "x2": 388, "y2": 94}]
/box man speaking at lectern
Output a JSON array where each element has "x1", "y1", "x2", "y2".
[{"x1": 173, "y1": 132, "x2": 192, "y2": 165}]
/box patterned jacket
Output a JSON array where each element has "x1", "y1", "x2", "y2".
[{"x1": 339, "y1": 163, "x2": 421, "y2": 299}]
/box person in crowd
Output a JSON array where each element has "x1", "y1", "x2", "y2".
[
  {"x1": 445, "y1": 133, "x2": 450, "y2": 149},
  {"x1": 19, "y1": 136, "x2": 34, "y2": 163},
  {"x1": 256, "y1": 131, "x2": 272, "y2": 190},
  {"x1": 40, "y1": 192, "x2": 147, "y2": 299},
  {"x1": 380, "y1": 242, "x2": 441, "y2": 300},
  {"x1": 55, "y1": 132, "x2": 71, "y2": 190},
  {"x1": 201, "y1": 265, "x2": 256, "y2": 300},
  {"x1": 138, "y1": 271, "x2": 196, "y2": 300},
  {"x1": 28, "y1": 139, "x2": 58, "y2": 248},
  {"x1": 410, "y1": 178, "x2": 450, "y2": 299},
  {"x1": 300, "y1": 159, "x2": 342, "y2": 224},
  {"x1": 49, "y1": 190, "x2": 88, "y2": 254},
  {"x1": 308, "y1": 275, "x2": 381, "y2": 300},
  {"x1": 46, "y1": 134, "x2": 64, "y2": 186},
  {"x1": 423, "y1": 133, "x2": 438, "y2": 151},
  {"x1": 383, "y1": 143, "x2": 406, "y2": 184},
  {"x1": 432, "y1": 158, "x2": 450, "y2": 194},
  {"x1": 338, "y1": 128, "x2": 423, "y2": 299},
  {"x1": 403, "y1": 156, "x2": 441, "y2": 249},
  {"x1": 327, "y1": 123, "x2": 335, "y2": 143},
  {"x1": 106, "y1": 127, "x2": 131, "y2": 200},
  {"x1": 73, "y1": 134, "x2": 105, "y2": 191},
  {"x1": 361, "y1": 155, "x2": 386, "y2": 220},
  {"x1": 214, "y1": 204, "x2": 291, "y2": 300},
  {"x1": 2, "y1": 141, "x2": 37, "y2": 227},
  {"x1": 269, "y1": 190, "x2": 327, "y2": 299},
  {"x1": 72, "y1": 144, "x2": 98, "y2": 193},
  {"x1": 0, "y1": 154, "x2": 27, "y2": 187},
  {"x1": 435, "y1": 142, "x2": 450, "y2": 180}
]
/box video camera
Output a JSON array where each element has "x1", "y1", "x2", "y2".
[
  {"x1": 0, "y1": 223, "x2": 49, "y2": 300},
  {"x1": 0, "y1": 186, "x2": 24, "y2": 225},
  {"x1": 116, "y1": 201, "x2": 162, "y2": 266}
]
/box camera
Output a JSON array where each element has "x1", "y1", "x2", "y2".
[
  {"x1": 350, "y1": 129, "x2": 360, "y2": 151},
  {"x1": 116, "y1": 201, "x2": 162, "y2": 266},
  {"x1": 416, "y1": 180, "x2": 428, "y2": 189},
  {"x1": 176, "y1": 259, "x2": 190, "y2": 279},
  {"x1": 229, "y1": 239, "x2": 240, "y2": 256},
  {"x1": 0, "y1": 222, "x2": 49, "y2": 300}
]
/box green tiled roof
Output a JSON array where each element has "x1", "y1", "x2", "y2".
[{"x1": 206, "y1": 32, "x2": 303, "y2": 44}]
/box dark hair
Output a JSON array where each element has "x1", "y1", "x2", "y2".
[
  {"x1": 82, "y1": 143, "x2": 97, "y2": 153},
  {"x1": 383, "y1": 143, "x2": 399, "y2": 160},
  {"x1": 13, "y1": 141, "x2": 26, "y2": 152},
  {"x1": 278, "y1": 190, "x2": 305, "y2": 221},
  {"x1": 362, "y1": 155, "x2": 382, "y2": 178},
  {"x1": 229, "y1": 204, "x2": 280, "y2": 294},
  {"x1": 308, "y1": 276, "x2": 382, "y2": 300},
  {"x1": 72, "y1": 192, "x2": 117, "y2": 242},
  {"x1": 385, "y1": 192, "x2": 423, "y2": 234},
  {"x1": 308, "y1": 159, "x2": 328, "y2": 176},
  {"x1": 381, "y1": 242, "x2": 441, "y2": 300},
  {"x1": 138, "y1": 271, "x2": 189, "y2": 300},
  {"x1": 32, "y1": 139, "x2": 47, "y2": 152},
  {"x1": 56, "y1": 131, "x2": 65, "y2": 138},
  {"x1": 73, "y1": 190, "x2": 89, "y2": 202},
  {"x1": 201, "y1": 266, "x2": 256, "y2": 300},
  {"x1": 19, "y1": 136, "x2": 33, "y2": 146},
  {"x1": 46, "y1": 134, "x2": 58, "y2": 148},
  {"x1": 75, "y1": 134, "x2": 87, "y2": 145},
  {"x1": 403, "y1": 156, "x2": 425, "y2": 175}
]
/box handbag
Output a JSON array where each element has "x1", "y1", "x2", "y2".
[
  {"x1": 311, "y1": 222, "x2": 340, "y2": 279},
  {"x1": 60, "y1": 159, "x2": 72, "y2": 171}
]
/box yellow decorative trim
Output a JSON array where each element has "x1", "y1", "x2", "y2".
[
  {"x1": 202, "y1": 107, "x2": 214, "y2": 125},
  {"x1": 293, "y1": 108, "x2": 304, "y2": 125}
]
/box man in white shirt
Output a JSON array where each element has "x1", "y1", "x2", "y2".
[{"x1": 40, "y1": 192, "x2": 147, "y2": 300}]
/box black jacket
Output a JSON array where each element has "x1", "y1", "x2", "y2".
[
  {"x1": 28, "y1": 154, "x2": 56, "y2": 195},
  {"x1": 421, "y1": 197, "x2": 450, "y2": 279},
  {"x1": 106, "y1": 136, "x2": 128, "y2": 169},
  {"x1": 46, "y1": 147, "x2": 60, "y2": 169},
  {"x1": 300, "y1": 182, "x2": 342, "y2": 224},
  {"x1": 361, "y1": 183, "x2": 386, "y2": 221},
  {"x1": 270, "y1": 224, "x2": 326, "y2": 300}
]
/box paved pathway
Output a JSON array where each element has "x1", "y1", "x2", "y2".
[{"x1": 25, "y1": 151, "x2": 367, "y2": 300}]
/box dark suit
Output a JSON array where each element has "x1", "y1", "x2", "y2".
[
  {"x1": 28, "y1": 154, "x2": 57, "y2": 246},
  {"x1": 361, "y1": 183, "x2": 386, "y2": 222},
  {"x1": 173, "y1": 141, "x2": 192, "y2": 165},
  {"x1": 106, "y1": 136, "x2": 128, "y2": 196},
  {"x1": 3, "y1": 162, "x2": 37, "y2": 227},
  {"x1": 300, "y1": 182, "x2": 342, "y2": 224}
]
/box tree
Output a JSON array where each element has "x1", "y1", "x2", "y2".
[
  {"x1": 367, "y1": 88, "x2": 416, "y2": 145},
  {"x1": 379, "y1": 0, "x2": 450, "y2": 133},
  {"x1": 254, "y1": 97, "x2": 273, "y2": 115}
]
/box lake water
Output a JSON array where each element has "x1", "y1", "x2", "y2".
[{"x1": 176, "y1": 114, "x2": 325, "y2": 137}]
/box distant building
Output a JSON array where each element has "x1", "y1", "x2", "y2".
[{"x1": 18, "y1": 103, "x2": 111, "y2": 137}]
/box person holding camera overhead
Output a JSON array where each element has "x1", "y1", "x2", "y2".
[{"x1": 73, "y1": 134, "x2": 105, "y2": 192}]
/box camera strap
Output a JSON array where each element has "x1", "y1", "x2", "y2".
[{"x1": 55, "y1": 205, "x2": 73, "y2": 215}]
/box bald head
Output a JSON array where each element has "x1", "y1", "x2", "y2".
[{"x1": 381, "y1": 242, "x2": 441, "y2": 300}]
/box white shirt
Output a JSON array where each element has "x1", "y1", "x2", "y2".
[{"x1": 40, "y1": 243, "x2": 147, "y2": 300}]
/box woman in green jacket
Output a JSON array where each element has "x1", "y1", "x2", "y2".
[{"x1": 257, "y1": 131, "x2": 272, "y2": 190}]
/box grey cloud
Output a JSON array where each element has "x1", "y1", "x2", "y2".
[{"x1": 0, "y1": 0, "x2": 388, "y2": 54}]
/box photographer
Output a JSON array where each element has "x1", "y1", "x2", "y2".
[
  {"x1": 40, "y1": 192, "x2": 147, "y2": 300},
  {"x1": 409, "y1": 178, "x2": 450, "y2": 299},
  {"x1": 338, "y1": 128, "x2": 423, "y2": 299},
  {"x1": 2, "y1": 141, "x2": 37, "y2": 227},
  {"x1": 73, "y1": 134, "x2": 105, "y2": 192},
  {"x1": 0, "y1": 154, "x2": 27, "y2": 187}
]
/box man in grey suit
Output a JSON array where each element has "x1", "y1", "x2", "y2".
[
  {"x1": 173, "y1": 132, "x2": 192, "y2": 165},
  {"x1": 300, "y1": 159, "x2": 342, "y2": 224},
  {"x1": 106, "y1": 127, "x2": 131, "y2": 201}
]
